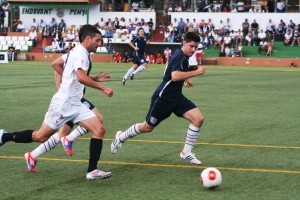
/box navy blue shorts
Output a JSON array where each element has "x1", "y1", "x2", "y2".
[
  {"x1": 145, "y1": 95, "x2": 197, "y2": 127},
  {"x1": 66, "y1": 97, "x2": 95, "y2": 128},
  {"x1": 133, "y1": 55, "x2": 146, "y2": 66}
]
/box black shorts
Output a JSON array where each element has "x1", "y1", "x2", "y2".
[
  {"x1": 145, "y1": 95, "x2": 197, "y2": 127},
  {"x1": 133, "y1": 55, "x2": 146, "y2": 66},
  {"x1": 66, "y1": 97, "x2": 95, "y2": 128}
]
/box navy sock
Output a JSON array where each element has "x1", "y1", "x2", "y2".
[
  {"x1": 2, "y1": 130, "x2": 33, "y2": 143},
  {"x1": 87, "y1": 138, "x2": 103, "y2": 173}
]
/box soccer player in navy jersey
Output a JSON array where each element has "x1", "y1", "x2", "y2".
[
  {"x1": 122, "y1": 27, "x2": 150, "y2": 85},
  {"x1": 112, "y1": 32, "x2": 206, "y2": 165}
]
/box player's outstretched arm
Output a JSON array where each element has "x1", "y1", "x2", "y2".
[
  {"x1": 92, "y1": 72, "x2": 111, "y2": 82},
  {"x1": 76, "y1": 69, "x2": 113, "y2": 97},
  {"x1": 172, "y1": 66, "x2": 205, "y2": 82}
]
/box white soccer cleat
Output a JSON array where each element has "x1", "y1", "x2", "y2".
[
  {"x1": 86, "y1": 169, "x2": 112, "y2": 180},
  {"x1": 111, "y1": 131, "x2": 123, "y2": 154},
  {"x1": 180, "y1": 151, "x2": 202, "y2": 165},
  {"x1": 0, "y1": 129, "x2": 8, "y2": 146}
]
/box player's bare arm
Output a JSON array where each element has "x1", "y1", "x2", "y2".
[
  {"x1": 52, "y1": 57, "x2": 64, "y2": 75},
  {"x1": 52, "y1": 57, "x2": 64, "y2": 89},
  {"x1": 172, "y1": 66, "x2": 205, "y2": 82},
  {"x1": 129, "y1": 41, "x2": 138, "y2": 50},
  {"x1": 77, "y1": 69, "x2": 113, "y2": 97}
]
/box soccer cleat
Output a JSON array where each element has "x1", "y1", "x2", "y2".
[
  {"x1": 24, "y1": 152, "x2": 38, "y2": 173},
  {"x1": 111, "y1": 131, "x2": 123, "y2": 154},
  {"x1": 0, "y1": 129, "x2": 8, "y2": 146},
  {"x1": 130, "y1": 74, "x2": 135, "y2": 80},
  {"x1": 86, "y1": 169, "x2": 112, "y2": 180},
  {"x1": 61, "y1": 136, "x2": 73, "y2": 156},
  {"x1": 122, "y1": 78, "x2": 126, "y2": 86},
  {"x1": 180, "y1": 151, "x2": 202, "y2": 165}
]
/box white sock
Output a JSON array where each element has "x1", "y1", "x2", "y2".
[
  {"x1": 119, "y1": 124, "x2": 141, "y2": 142},
  {"x1": 183, "y1": 124, "x2": 200, "y2": 153},
  {"x1": 66, "y1": 126, "x2": 88, "y2": 141},
  {"x1": 123, "y1": 67, "x2": 135, "y2": 80},
  {"x1": 31, "y1": 133, "x2": 60, "y2": 159},
  {"x1": 132, "y1": 65, "x2": 145, "y2": 75}
]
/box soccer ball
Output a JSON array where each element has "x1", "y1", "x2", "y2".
[{"x1": 200, "y1": 167, "x2": 222, "y2": 189}]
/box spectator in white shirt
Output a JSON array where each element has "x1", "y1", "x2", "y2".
[
  {"x1": 223, "y1": 33, "x2": 232, "y2": 45},
  {"x1": 99, "y1": 18, "x2": 105, "y2": 27},
  {"x1": 175, "y1": 4, "x2": 182, "y2": 12},
  {"x1": 31, "y1": 18, "x2": 39, "y2": 30},
  {"x1": 99, "y1": 26, "x2": 106, "y2": 37},
  {"x1": 237, "y1": 0, "x2": 245, "y2": 12},
  {"x1": 142, "y1": 23, "x2": 150, "y2": 36},
  {"x1": 16, "y1": 21, "x2": 25, "y2": 32},
  {"x1": 224, "y1": 18, "x2": 231, "y2": 34},
  {"x1": 148, "y1": 5, "x2": 155, "y2": 12},
  {"x1": 284, "y1": 30, "x2": 292, "y2": 45},
  {"x1": 131, "y1": 1, "x2": 139, "y2": 12},
  {"x1": 66, "y1": 30, "x2": 75, "y2": 42},
  {"x1": 28, "y1": 26, "x2": 37, "y2": 47},
  {"x1": 257, "y1": 29, "x2": 266, "y2": 45}
]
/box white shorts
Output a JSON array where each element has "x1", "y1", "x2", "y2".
[{"x1": 44, "y1": 98, "x2": 96, "y2": 130}]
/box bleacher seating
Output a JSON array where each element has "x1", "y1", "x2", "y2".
[
  {"x1": 0, "y1": 36, "x2": 33, "y2": 52},
  {"x1": 96, "y1": 46, "x2": 108, "y2": 53}
]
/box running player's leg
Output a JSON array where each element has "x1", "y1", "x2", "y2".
[
  {"x1": 177, "y1": 98, "x2": 204, "y2": 165},
  {"x1": 131, "y1": 58, "x2": 145, "y2": 79},
  {"x1": 30, "y1": 123, "x2": 73, "y2": 159},
  {"x1": 111, "y1": 97, "x2": 173, "y2": 154},
  {"x1": 75, "y1": 104, "x2": 111, "y2": 180},
  {"x1": 123, "y1": 63, "x2": 138, "y2": 84},
  {"x1": 61, "y1": 99, "x2": 103, "y2": 156},
  {"x1": 131, "y1": 63, "x2": 147, "y2": 78},
  {"x1": 0, "y1": 122, "x2": 57, "y2": 173},
  {"x1": 78, "y1": 116, "x2": 112, "y2": 180}
]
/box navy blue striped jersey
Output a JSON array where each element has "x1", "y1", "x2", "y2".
[
  {"x1": 152, "y1": 48, "x2": 189, "y2": 101},
  {"x1": 131, "y1": 35, "x2": 148, "y2": 57}
]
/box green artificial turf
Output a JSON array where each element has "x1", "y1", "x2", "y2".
[{"x1": 0, "y1": 62, "x2": 299, "y2": 200}]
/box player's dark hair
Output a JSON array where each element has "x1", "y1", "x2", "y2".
[
  {"x1": 79, "y1": 24, "x2": 101, "y2": 43},
  {"x1": 184, "y1": 32, "x2": 200, "y2": 43},
  {"x1": 138, "y1": 27, "x2": 144, "y2": 33}
]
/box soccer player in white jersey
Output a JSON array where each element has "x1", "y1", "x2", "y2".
[
  {"x1": 0, "y1": 24, "x2": 113, "y2": 180},
  {"x1": 189, "y1": 42, "x2": 204, "y2": 66},
  {"x1": 24, "y1": 53, "x2": 110, "y2": 166}
]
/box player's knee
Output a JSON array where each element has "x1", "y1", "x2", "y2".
[
  {"x1": 193, "y1": 115, "x2": 204, "y2": 128},
  {"x1": 97, "y1": 115, "x2": 104, "y2": 123},
  {"x1": 33, "y1": 133, "x2": 50, "y2": 142},
  {"x1": 140, "y1": 122, "x2": 154, "y2": 133},
  {"x1": 96, "y1": 126, "x2": 106, "y2": 137}
]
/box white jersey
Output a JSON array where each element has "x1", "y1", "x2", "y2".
[
  {"x1": 189, "y1": 52, "x2": 198, "y2": 66},
  {"x1": 196, "y1": 42, "x2": 204, "y2": 53},
  {"x1": 189, "y1": 43, "x2": 203, "y2": 66},
  {"x1": 52, "y1": 44, "x2": 90, "y2": 106}
]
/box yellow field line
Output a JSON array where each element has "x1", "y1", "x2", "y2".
[
  {"x1": 80, "y1": 138, "x2": 300, "y2": 150},
  {"x1": 0, "y1": 156, "x2": 299, "y2": 175}
]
